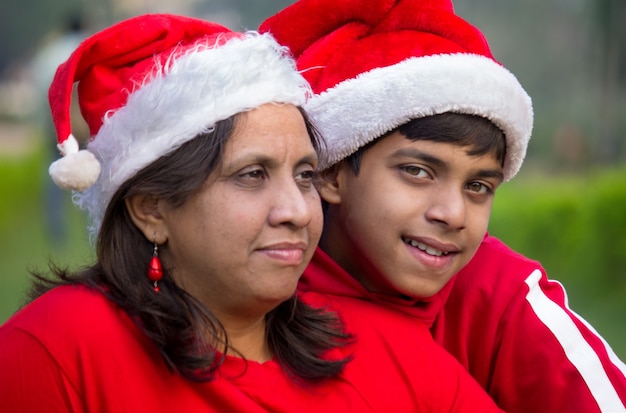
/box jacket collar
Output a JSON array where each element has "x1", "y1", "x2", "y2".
[{"x1": 300, "y1": 247, "x2": 455, "y2": 327}]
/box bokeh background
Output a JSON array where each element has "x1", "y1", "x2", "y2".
[{"x1": 0, "y1": 0, "x2": 625, "y2": 359}]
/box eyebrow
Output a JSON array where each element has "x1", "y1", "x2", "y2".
[
  {"x1": 475, "y1": 169, "x2": 505, "y2": 181},
  {"x1": 228, "y1": 151, "x2": 318, "y2": 171},
  {"x1": 390, "y1": 147, "x2": 504, "y2": 181},
  {"x1": 297, "y1": 153, "x2": 319, "y2": 166},
  {"x1": 391, "y1": 148, "x2": 445, "y2": 168}
]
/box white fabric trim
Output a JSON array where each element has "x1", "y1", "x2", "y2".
[
  {"x1": 575, "y1": 307, "x2": 626, "y2": 378},
  {"x1": 524, "y1": 270, "x2": 626, "y2": 411},
  {"x1": 75, "y1": 32, "x2": 310, "y2": 237},
  {"x1": 306, "y1": 53, "x2": 533, "y2": 180}
]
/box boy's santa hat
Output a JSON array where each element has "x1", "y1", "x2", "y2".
[
  {"x1": 48, "y1": 13, "x2": 310, "y2": 235},
  {"x1": 260, "y1": 0, "x2": 533, "y2": 180}
]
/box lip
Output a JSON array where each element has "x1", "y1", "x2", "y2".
[
  {"x1": 256, "y1": 241, "x2": 308, "y2": 265},
  {"x1": 403, "y1": 236, "x2": 459, "y2": 254},
  {"x1": 402, "y1": 235, "x2": 459, "y2": 270}
]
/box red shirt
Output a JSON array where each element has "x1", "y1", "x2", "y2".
[
  {"x1": 301, "y1": 234, "x2": 626, "y2": 413},
  {"x1": 0, "y1": 284, "x2": 503, "y2": 412}
]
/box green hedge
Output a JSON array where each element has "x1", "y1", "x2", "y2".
[
  {"x1": 0, "y1": 147, "x2": 44, "y2": 229},
  {"x1": 489, "y1": 169, "x2": 626, "y2": 358},
  {"x1": 489, "y1": 169, "x2": 626, "y2": 296},
  {"x1": 0, "y1": 146, "x2": 92, "y2": 323}
]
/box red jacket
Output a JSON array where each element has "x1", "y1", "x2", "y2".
[
  {"x1": 302, "y1": 234, "x2": 626, "y2": 413},
  {"x1": 0, "y1": 284, "x2": 503, "y2": 412}
]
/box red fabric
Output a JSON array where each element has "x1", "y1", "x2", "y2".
[
  {"x1": 260, "y1": 0, "x2": 494, "y2": 94},
  {"x1": 301, "y1": 235, "x2": 626, "y2": 412},
  {"x1": 432, "y1": 235, "x2": 626, "y2": 412},
  {"x1": 50, "y1": 14, "x2": 234, "y2": 144},
  {"x1": 302, "y1": 291, "x2": 505, "y2": 412},
  {"x1": 0, "y1": 285, "x2": 503, "y2": 412},
  {"x1": 300, "y1": 242, "x2": 455, "y2": 326}
]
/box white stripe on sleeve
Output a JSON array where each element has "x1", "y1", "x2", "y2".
[{"x1": 525, "y1": 269, "x2": 625, "y2": 412}]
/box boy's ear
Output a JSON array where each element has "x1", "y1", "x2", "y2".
[
  {"x1": 125, "y1": 195, "x2": 168, "y2": 243},
  {"x1": 316, "y1": 163, "x2": 344, "y2": 204}
]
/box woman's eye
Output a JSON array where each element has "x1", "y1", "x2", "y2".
[
  {"x1": 238, "y1": 168, "x2": 266, "y2": 181},
  {"x1": 295, "y1": 169, "x2": 315, "y2": 188},
  {"x1": 297, "y1": 170, "x2": 315, "y2": 180}
]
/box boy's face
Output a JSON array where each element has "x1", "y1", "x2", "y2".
[{"x1": 318, "y1": 130, "x2": 504, "y2": 299}]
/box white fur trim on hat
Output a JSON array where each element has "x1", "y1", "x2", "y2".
[
  {"x1": 307, "y1": 53, "x2": 533, "y2": 181},
  {"x1": 75, "y1": 32, "x2": 310, "y2": 237}
]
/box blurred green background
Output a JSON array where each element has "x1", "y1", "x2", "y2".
[{"x1": 0, "y1": 0, "x2": 624, "y2": 360}]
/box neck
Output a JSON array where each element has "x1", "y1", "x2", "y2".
[
  {"x1": 320, "y1": 209, "x2": 378, "y2": 292},
  {"x1": 173, "y1": 275, "x2": 275, "y2": 363},
  {"x1": 218, "y1": 313, "x2": 273, "y2": 363},
  {"x1": 320, "y1": 209, "x2": 352, "y2": 273}
]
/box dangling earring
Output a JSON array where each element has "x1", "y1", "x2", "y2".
[{"x1": 148, "y1": 242, "x2": 163, "y2": 292}]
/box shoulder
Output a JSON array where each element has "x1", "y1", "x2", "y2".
[
  {"x1": 302, "y1": 292, "x2": 504, "y2": 411},
  {"x1": 301, "y1": 290, "x2": 436, "y2": 366},
  {"x1": 8, "y1": 284, "x2": 115, "y2": 323},
  {"x1": 303, "y1": 291, "x2": 430, "y2": 336},
  {"x1": 442, "y1": 234, "x2": 564, "y2": 325},
  {"x1": 452, "y1": 234, "x2": 547, "y2": 298},
  {"x1": 1, "y1": 285, "x2": 135, "y2": 351},
  {"x1": 469, "y1": 234, "x2": 543, "y2": 273},
  {"x1": 435, "y1": 236, "x2": 626, "y2": 413}
]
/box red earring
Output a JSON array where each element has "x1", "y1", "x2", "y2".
[{"x1": 148, "y1": 242, "x2": 163, "y2": 292}]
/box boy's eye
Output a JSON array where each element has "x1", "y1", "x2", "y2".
[
  {"x1": 401, "y1": 165, "x2": 429, "y2": 178},
  {"x1": 466, "y1": 181, "x2": 491, "y2": 194}
]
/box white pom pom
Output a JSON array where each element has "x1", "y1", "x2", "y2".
[{"x1": 49, "y1": 150, "x2": 102, "y2": 191}]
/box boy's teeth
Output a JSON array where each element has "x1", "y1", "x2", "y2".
[{"x1": 404, "y1": 238, "x2": 447, "y2": 257}]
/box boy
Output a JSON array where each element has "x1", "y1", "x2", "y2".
[{"x1": 260, "y1": 0, "x2": 626, "y2": 412}]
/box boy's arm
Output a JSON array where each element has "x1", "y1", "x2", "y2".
[
  {"x1": 305, "y1": 291, "x2": 505, "y2": 412},
  {"x1": 433, "y1": 237, "x2": 626, "y2": 413},
  {"x1": 496, "y1": 268, "x2": 626, "y2": 412}
]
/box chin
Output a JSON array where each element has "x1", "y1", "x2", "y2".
[
  {"x1": 257, "y1": 294, "x2": 296, "y2": 315},
  {"x1": 398, "y1": 280, "x2": 446, "y2": 300},
  {"x1": 265, "y1": 283, "x2": 299, "y2": 304}
]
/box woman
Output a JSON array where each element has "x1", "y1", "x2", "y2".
[
  {"x1": 0, "y1": 13, "x2": 504, "y2": 413},
  {"x1": 0, "y1": 13, "x2": 351, "y2": 411}
]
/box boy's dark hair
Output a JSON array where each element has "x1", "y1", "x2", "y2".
[
  {"x1": 346, "y1": 112, "x2": 506, "y2": 174},
  {"x1": 29, "y1": 107, "x2": 351, "y2": 383}
]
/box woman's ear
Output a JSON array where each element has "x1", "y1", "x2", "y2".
[
  {"x1": 125, "y1": 195, "x2": 167, "y2": 243},
  {"x1": 316, "y1": 163, "x2": 344, "y2": 205}
]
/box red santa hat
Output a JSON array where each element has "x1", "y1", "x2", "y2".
[
  {"x1": 48, "y1": 13, "x2": 310, "y2": 235},
  {"x1": 260, "y1": 0, "x2": 533, "y2": 180}
]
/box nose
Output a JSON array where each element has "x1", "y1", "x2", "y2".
[
  {"x1": 424, "y1": 187, "x2": 467, "y2": 230},
  {"x1": 268, "y1": 178, "x2": 314, "y2": 229}
]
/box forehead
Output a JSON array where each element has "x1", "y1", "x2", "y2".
[
  {"x1": 395, "y1": 114, "x2": 506, "y2": 162},
  {"x1": 370, "y1": 123, "x2": 504, "y2": 158},
  {"x1": 221, "y1": 104, "x2": 316, "y2": 162},
  {"x1": 366, "y1": 131, "x2": 502, "y2": 168}
]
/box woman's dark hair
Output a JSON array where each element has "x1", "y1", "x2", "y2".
[
  {"x1": 29, "y1": 106, "x2": 351, "y2": 383},
  {"x1": 346, "y1": 112, "x2": 506, "y2": 174}
]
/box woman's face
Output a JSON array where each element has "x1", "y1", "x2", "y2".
[{"x1": 160, "y1": 103, "x2": 322, "y2": 320}]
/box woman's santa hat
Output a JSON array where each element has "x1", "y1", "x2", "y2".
[
  {"x1": 48, "y1": 13, "x2": 310, "y2": 236},
  {"x1": 260, "y1": 0, "x2": 533, "y2": 180}
]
